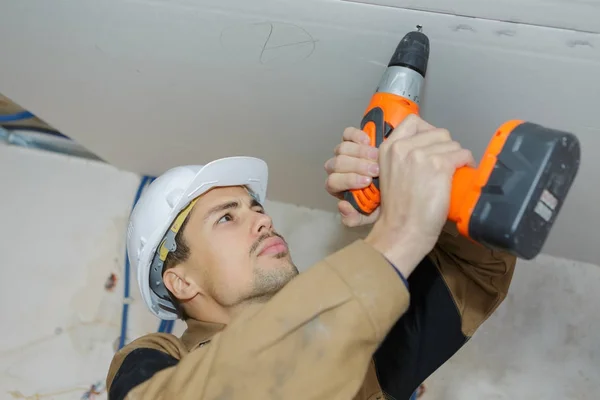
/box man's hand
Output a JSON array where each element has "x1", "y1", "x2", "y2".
[
  {"x1": 324, "y1": 127, "x2": 381, "y2": 227},
  {"x1": 364, "y1": 114, "x2": 475, "y2": 277}
]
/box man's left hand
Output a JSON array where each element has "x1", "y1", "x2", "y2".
[{"x1": 324, "y1": 127, "x2": 381, "y2": 227}]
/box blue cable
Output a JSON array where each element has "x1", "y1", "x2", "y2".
[
  {"x1": 0, "y1": 110, "x2": 34, "y2": 122},
  {"x1": 118, "y1": 174, "x2": 174, "y2": 349},
  {"x1": 152, "y1": 172, "x2": 174, "y2": 334},
  {"x1": 118, "y1": 175, "x2": 152, "y2": 350},
  {"x1": 0, "y1": 125, "x2": 70, "y2": 139},
  {"x1": 157, "y1": 318, "x2": 174, "y2": 333},
  {"x1": 0, "y1": 124, "x2": 169, "y2": 344}
]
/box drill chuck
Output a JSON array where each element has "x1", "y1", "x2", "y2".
[
  {"x1": 375, "y1": 27, "x2": 429, "y2": 106},
  {"x1": 387, "y1": 28, "x2": 430, "y2": 76}
]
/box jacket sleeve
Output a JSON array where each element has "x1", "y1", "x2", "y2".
[
  {"x1": 108, "y1": 239, "x2": 411, "y2": 400},
  {"x1": 373, "y1": 222, "x2": 517, "y2": 399},
  {"x1": 429, "y1": 221, "x2": 517, "y2": 336}
]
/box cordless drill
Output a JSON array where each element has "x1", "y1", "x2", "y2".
[{"x1": 344, "y1": 26, "x2": 581, "y2": 260}]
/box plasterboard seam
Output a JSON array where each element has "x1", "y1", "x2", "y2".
[{"x1": 340, "y1": 0, "x2": 600, "y2": 35}]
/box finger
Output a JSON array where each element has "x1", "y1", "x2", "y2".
[
  {"x1": 324, "y1": 154, "x2": 380, "y2": 176},
  {"x1": 420, "y1": 140, "x2": 461, "y2": 155},
  {"x1": 386, "y1": 128, "x2": 454, "y2": 160},
  {"x1": 338, "y1": 200, "x2": 380, "y2": 227},
  {"x1": 423, "y1": 141, "x2": 477, "y2": 167},
  {"x1": 326, "y1": 173, "x2": 372, "y2": 197},
  {"x1": 444, "y1": 148, "x2": 476, "y2": 169},
  {"x1": 333, "y1": 141, "x2": 379, "y2": 160},
  {"x1": 386, "y1": 114, "x2": 437, "y2": 142},
  {"x1": 408, "y1": 128, "x2": 453, "y2": 147},
  {"x1": 342, "y1": 127, "x2": 370, "y2": 145}
]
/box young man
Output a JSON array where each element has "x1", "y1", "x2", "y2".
[{"x1": 106, "y1": 115, "x2": 516, "y2": 400}]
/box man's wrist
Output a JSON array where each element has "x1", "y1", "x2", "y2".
[
  {"x1": 364, "y1": 222, "x2": 432, "y2": 279},
  {"x1": 383, "y1": 256, "x2": 410, "y2": 289}
]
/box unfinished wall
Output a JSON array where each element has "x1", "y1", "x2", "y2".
[{"x1": 1, "y1": 145, "x2": 598, "y2": 399}]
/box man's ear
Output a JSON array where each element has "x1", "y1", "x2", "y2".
[{"x1": 163, "y1": 267, "x2": 201, "y2": 302}]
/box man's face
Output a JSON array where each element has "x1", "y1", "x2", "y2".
[{"x1": 181, "y1": 186, "x2": 298, "y2": 308}]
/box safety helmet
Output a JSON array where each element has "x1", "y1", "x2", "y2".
[{"x1": 126, "y1": 156, "x2": 268, "y2": 320}]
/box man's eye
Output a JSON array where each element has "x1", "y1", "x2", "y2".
[{"x1": 217, "y1": 214, "x2": 233, "y2": 224}]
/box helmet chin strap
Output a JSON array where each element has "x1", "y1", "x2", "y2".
[{"x1": 149, "y1": 197, "x2": 199, "y2": 304}]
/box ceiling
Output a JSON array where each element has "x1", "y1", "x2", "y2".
[{"x1": 1, "y1": 0, "x2": 598, "y2": 264}]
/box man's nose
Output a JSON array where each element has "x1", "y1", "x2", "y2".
[{"x1": 252, "y1": 211, "x2": 273, "y2": 234}]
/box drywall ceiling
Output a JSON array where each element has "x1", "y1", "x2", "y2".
[{"x1": 0, "y1": 0, "x2": 598, "y2": 264}]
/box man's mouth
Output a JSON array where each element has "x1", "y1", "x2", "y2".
[{"x1": 257, "y1": 236, "x2": 288, "y2": 257}]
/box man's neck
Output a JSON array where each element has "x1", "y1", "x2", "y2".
[
  {"x1": 186, "y1": 287, "x2": 278, "y2": 326},
  {"x1": 225, "y1": 294, "x2": 276, "y2": 323}
]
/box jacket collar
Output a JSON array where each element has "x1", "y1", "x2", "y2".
[{"x1": 181, "y1": 318, "x2": 226, "y2": 351}]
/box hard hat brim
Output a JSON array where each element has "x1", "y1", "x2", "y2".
[{"x1": 177, "y1": 156, "x2": 269, "y2": 210}]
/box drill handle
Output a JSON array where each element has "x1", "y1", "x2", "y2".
[
  {"x1": 343, "y1": 94, "x2": 420, "y2": 215},
  {"x1": 342, "y1": 106, "x2": 389, "y2": 214}
]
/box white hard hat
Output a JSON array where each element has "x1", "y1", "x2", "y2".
[{"x1": 126, "y1": 156, "x2": 268, "y2": 320}]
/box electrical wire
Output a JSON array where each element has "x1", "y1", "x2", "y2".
[
  {"x1": 161, "y1": 319, "x2": 174, "y2": 333},
  {"x1": 166, "y1": 320, "x2": 174, "y2": 333},
  {"x1": 3, "y1": 123, "x2": 174, "y2": 343},
  {"x1": 143, "y1": 177, "x2": 174, "y2": 335},
  {"x1": 0, "y1": 124, "x2": 70, "y2": 139},
  {"x1": 118, "y1": 175, "x2": 152, "y2": 350},
  {"x1": 0, "y1": 110, "x2": 34, "y2": 122},
  {"x1": 157, "y1": 316, "x2": 174, "y2": 333},
  {"x1": 139, "y1": 176, "x2": 174, "y2": 334},
  {"x1": 2, "y1": 124, "x2": 174, "y2": 391},
  {"x1": 118, "y1": 174, "x2": 175, "y2": 350},
  {"x1": 81, "y1": 381, "x2": 105, "y2": 400}
]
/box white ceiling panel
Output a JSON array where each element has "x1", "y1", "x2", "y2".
[{"x1": 0, "y1": 0, "x2": 598, "y2": 263}]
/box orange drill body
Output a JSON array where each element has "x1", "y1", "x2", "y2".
[
  {"x1": 448, "y1": 119, "x2": 523, "y2": 237},
  {"x1": 344, "y1": 28, "x2": 581, "y2": 259}
]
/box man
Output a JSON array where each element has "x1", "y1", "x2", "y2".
[{"x1": 106, "y1": 115, "x2": 516, "y2": 399}]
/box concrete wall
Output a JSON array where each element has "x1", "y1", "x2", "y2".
[{"x1": 1, "y1": 144, "x2": 598, "y2": 399}]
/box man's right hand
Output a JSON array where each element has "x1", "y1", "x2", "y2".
[{"x1": 365, "y1": 114, "x2": 475, "y2": 277}]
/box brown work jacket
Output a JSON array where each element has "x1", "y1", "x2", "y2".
[{"x1": 106, "y1": 223, "x2": 516, "y2": 399}]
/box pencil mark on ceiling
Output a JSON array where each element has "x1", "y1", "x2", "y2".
[
  {"x1": 256, "y1": 22, "x2": 317, "y2": 64},
  {"x1": 496, "y1": 29, "x2": 517, "y2": 37},
  {"x1": 452, "y1": 24, "x2": 476, "y2": 33},
  {"x1": 220, "y1": 21, "x2": 317, "y2": 67},
  {"x1": 258, "y1": 22, "x2": 276, "y2": 64},
  {"x1": 567, "y1": 39, "x2": 593, "y2": 48}
]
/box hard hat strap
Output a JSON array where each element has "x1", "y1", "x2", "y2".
[{"x1": 149, "y1": 197, "x2": 199, "y2": 310}]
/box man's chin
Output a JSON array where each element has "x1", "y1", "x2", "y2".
[{"x1": 251, "y1": 260, "x2": 298, "y2": 296}]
